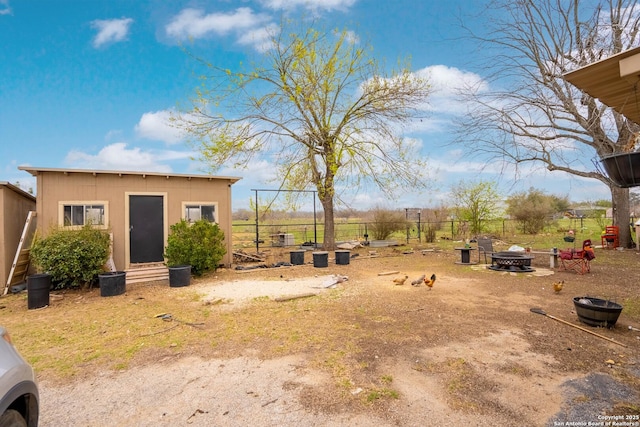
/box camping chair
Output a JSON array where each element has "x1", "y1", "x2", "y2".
[
  {"x1": 477, "y1": 237, "x2": 495, "y2": 264},
  {"x1": 601, "y1": 225, "x2": 619, "y2": 249},
  {"x1": 559, "y1": 239, "x2": 595, "y2": 275}
]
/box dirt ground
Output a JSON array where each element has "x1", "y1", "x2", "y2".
[{"x1": 24, "y1": 247, "x2": 640, "y2": 425}]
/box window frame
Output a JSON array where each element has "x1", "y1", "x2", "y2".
[
  {"x1": 58, "y1": 201, "x2": 109, "y2": 229},
  {"x1": 182, "y1": 201, "x2": 219, "y2": 224}
]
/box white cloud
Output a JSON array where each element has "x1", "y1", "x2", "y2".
[
  {"x1": 64, "y1": 142, "x2": 189, "y2": 172},
  {"x1": 343, "y1": 30, "x2": 359, "y2": 45},
  {"x1": 260, "y1": 0, "x2": 357, "y2": 12},
  {"x1": 205, "y1": 157, "x2": 277, "y2": 183},
  {"x1": 0, "y1": 0, "x2": 12, "y2": 15},
  {"x1": 357, "y1": 64, "x2": 478, "y2": 134},
  {"x1": 91, "y1": 18, "x2": 134, "y2": 48},
  {"x1": 415, "y1": 65, "x2": 488, "y2": 115},
  {"x1": 359, "y1": 64, "x2": 486, "y2": 119},
  {"x1": 237, "y1": 23, "x2": 279, "y2": 52},
  {"x1": 104, "y1": 129, "x2": 123, "y2": 142},
  {"x1": 426, "y1": 149, "x2": 595, "y2": 199},
  {"x1": 135, "y1": 110, "x2": 186, "y2": 145},
  {"x1": 166, "y1": 7, "x2": 270, "y2": 39},
  {"x1": 164, "y1": 3, "x2": 356, "y2": 51},
  {"x1": 417, "y1": 65, "x2": 487, "y2": 95},
  {"x1": 406, "y1": 116, "x2": 451, "y2": 134}
]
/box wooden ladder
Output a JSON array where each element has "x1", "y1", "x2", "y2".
[{"x1": 4, "y1": 211, "x2": 37, "y2": 295}]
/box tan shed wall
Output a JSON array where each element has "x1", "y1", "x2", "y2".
[
  {"x1": 0, "y1": 186, "x2": 36, "y2": 285},
  {"x1": 34, "y1": 171, "x2": 235, "y2": 270}
]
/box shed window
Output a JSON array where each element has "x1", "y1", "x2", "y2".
[
  {"x1": 63, "y1": 204, "x2": 105, "y2": 227},
  {"x1": 185, "y1": 204, "x2": 217, "y2": 223}
]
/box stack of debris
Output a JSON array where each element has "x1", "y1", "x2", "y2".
[{"x1": 233, "y1": 250, "x2": 266, "y2": 264}]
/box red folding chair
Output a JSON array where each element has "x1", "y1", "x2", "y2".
[
  {"x1": 601, "y1": 225, "x2": 619, "y2": 249},
  {"x1": 559, "y1": 239, "x2": 595, "y2": 275}
]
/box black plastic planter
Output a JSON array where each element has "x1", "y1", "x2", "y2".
[
  {"x1": 600, "y1": 152, "x2": 640, "y2": 188},
  {"x1": 169, "y1": 265, "x2": 191, "y2": 287},
  {"x1": 573, "y1": 297, "x2": 623, "y2": 328},
  {"x1": 335, "y1": 250, "x2": 350, "y2": 265},
  {"x1": 312, "y1": 251, "x2": 329, "y2": 268},
  {"x1": 27, "y1": 273, "x2": 51, "y2": 309},
  {"x1": 99, "y1": 271, "x2": 126, "y2": 297},
  {"x1": 290, "y1": 250, "x2": 305, "y2": 265}
]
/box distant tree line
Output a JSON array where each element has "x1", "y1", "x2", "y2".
[{"x1": 233, "y1": 181, "x2": 640, "y2": 242}]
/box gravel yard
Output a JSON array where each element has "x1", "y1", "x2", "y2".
[{"x1": 4, "y1": 247, "x2": 639, "y2": 426}]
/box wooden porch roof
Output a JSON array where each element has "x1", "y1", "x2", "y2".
[{"x1": 564, "y1": 46, "x2": 640, "y2": 125}]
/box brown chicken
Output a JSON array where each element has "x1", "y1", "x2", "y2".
[
  {"x1": 393, "y1": 275, "x2": 409, "y2": 285},
  {"x1": 424, "y1": 273, "x2": 436, "y2": 290},
  {"x1": 553, "y1": 280, "x2": 564, "y2": 293}
]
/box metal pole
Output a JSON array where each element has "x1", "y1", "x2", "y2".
[
  {"x1": 313, "y1": 196, "x2": 317, "y2": 248},
  {"x1": 254, "y1": 190, "x2": 259, "y2": 253},
  {"x1": 250, "y1": 188, "x2": 317, "y2": 249},
  {"x1": 364, "y1": 223, "x2": 369, "y2": 245},
  {"x1": 405, "y1": 208, "x2": 409, "y2": 244}
]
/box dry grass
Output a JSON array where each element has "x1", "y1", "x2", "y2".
[
  {"x1": 2, "y1": 244, "x2": 639, "y2": 418},
  {"x1": 2, "y1": 263, "x2": 412, "y2": 389}
]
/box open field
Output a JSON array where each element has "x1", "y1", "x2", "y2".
[
  {"x1": 1, "y1": 243, "x2": 639, "y2": 426},
  {"x1": 231, "y1": 216, "x2": 625, "y2": 251}
]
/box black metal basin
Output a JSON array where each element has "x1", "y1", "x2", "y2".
[
  {"x1": 600, "y1": 152, "x2": 640, "y2": 188},
  {"x1": 573, "y1": 297, "x2": 623, "y2": 328}
]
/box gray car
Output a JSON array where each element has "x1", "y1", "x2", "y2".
[{"x1": 0, "y1": 326, "x2": 39, "y2": 427}]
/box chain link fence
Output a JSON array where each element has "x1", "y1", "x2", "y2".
[{"x1": 230, "y1": 218, "x2": 563, "y2": 250}]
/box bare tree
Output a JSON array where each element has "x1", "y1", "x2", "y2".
[
  {"x1": 177, "y1": 23, "x2": 431, "y2": 249},
  {"x1": 456, "y1": 0, "x2": 640, "y2": 246}
]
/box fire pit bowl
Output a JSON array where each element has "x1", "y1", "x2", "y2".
[
  {"x1": 489, "y1": 251, "x2": 534, "y2": 272},
  {"x1": 573, "y1": 297, "x2": 623, "y2": 328}
]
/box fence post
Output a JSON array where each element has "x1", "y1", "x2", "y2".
[{"x1": 405, "y1": 208, "x2": 410, "y2": 244}]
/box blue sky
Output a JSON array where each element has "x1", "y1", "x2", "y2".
[{"x1": 0, "y1": 0, "x2": 613, "y2": 210}]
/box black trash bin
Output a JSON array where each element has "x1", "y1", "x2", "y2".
[
  {"x1": 335, "y1": 250, "x2": 350, "y2": 265},
  {"x1": 99, "y1": 271, "x2": 126, "y2": 297},
  {"x1": 169, "y1": 265, "x2": 191, "y2": 287},
  {"x1": 290, "y1": 250, "x2": 305, "y2": 265},
  {"x1": 27, "y1": 273, "x2": 51, "y2": 309},
  {"x1": 312, "y1": 251, "x2": 329, "y2": 268}
]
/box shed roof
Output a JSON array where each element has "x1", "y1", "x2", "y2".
[
  {"x1": 563, "y1": 46, "x2": 640, "y2": 125},
  {"x1": 18, "y1": 166, "x2": 242, "y2": 183},
  {"x1": 0, "y1": 181, "x2": 37, "y2": 201}
]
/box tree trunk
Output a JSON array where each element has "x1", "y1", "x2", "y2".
[
  {"x1": 320, "y1": 195, "x2": 335, "y2": 250},
  {"x1": 611, "y1": 186, "x2": 631, "y2": 248}
]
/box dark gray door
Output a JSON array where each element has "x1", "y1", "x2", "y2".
[{"x1": 129, "y1": 195, "x2": 164, "y2": 263}]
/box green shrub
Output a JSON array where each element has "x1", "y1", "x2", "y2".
[
  {"x1": 506, "y1": 188, "x2": 568, "y2": 234},
  {"x1": 368, "y1": 208, "x2": 408, "y2": 240},
  {"x1": 164, "y1": 219, "x2": 226, "y2": 276},
  {"x1": 30, "y1": 225, "x2": 111, "y2": 289}
]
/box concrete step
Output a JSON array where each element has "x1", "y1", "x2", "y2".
[{"x1": 125, "y1": 265, "x2": 169, "y2": 285}]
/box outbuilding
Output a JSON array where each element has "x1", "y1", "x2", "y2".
[
  {"x1": 19, "y1": 167, "x2": 241, "y2": 284},
  {"x1": 0, "y1": 182, "x2": 36, "y2": 290}
]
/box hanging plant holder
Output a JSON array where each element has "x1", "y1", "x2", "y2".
[{"x1": 600, "y1": 152, "x2": 640, "y2": 188}]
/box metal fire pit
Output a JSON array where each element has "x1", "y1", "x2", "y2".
[{"x1": 489, "y1": 251, "x2": 535, "y2": 273}]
